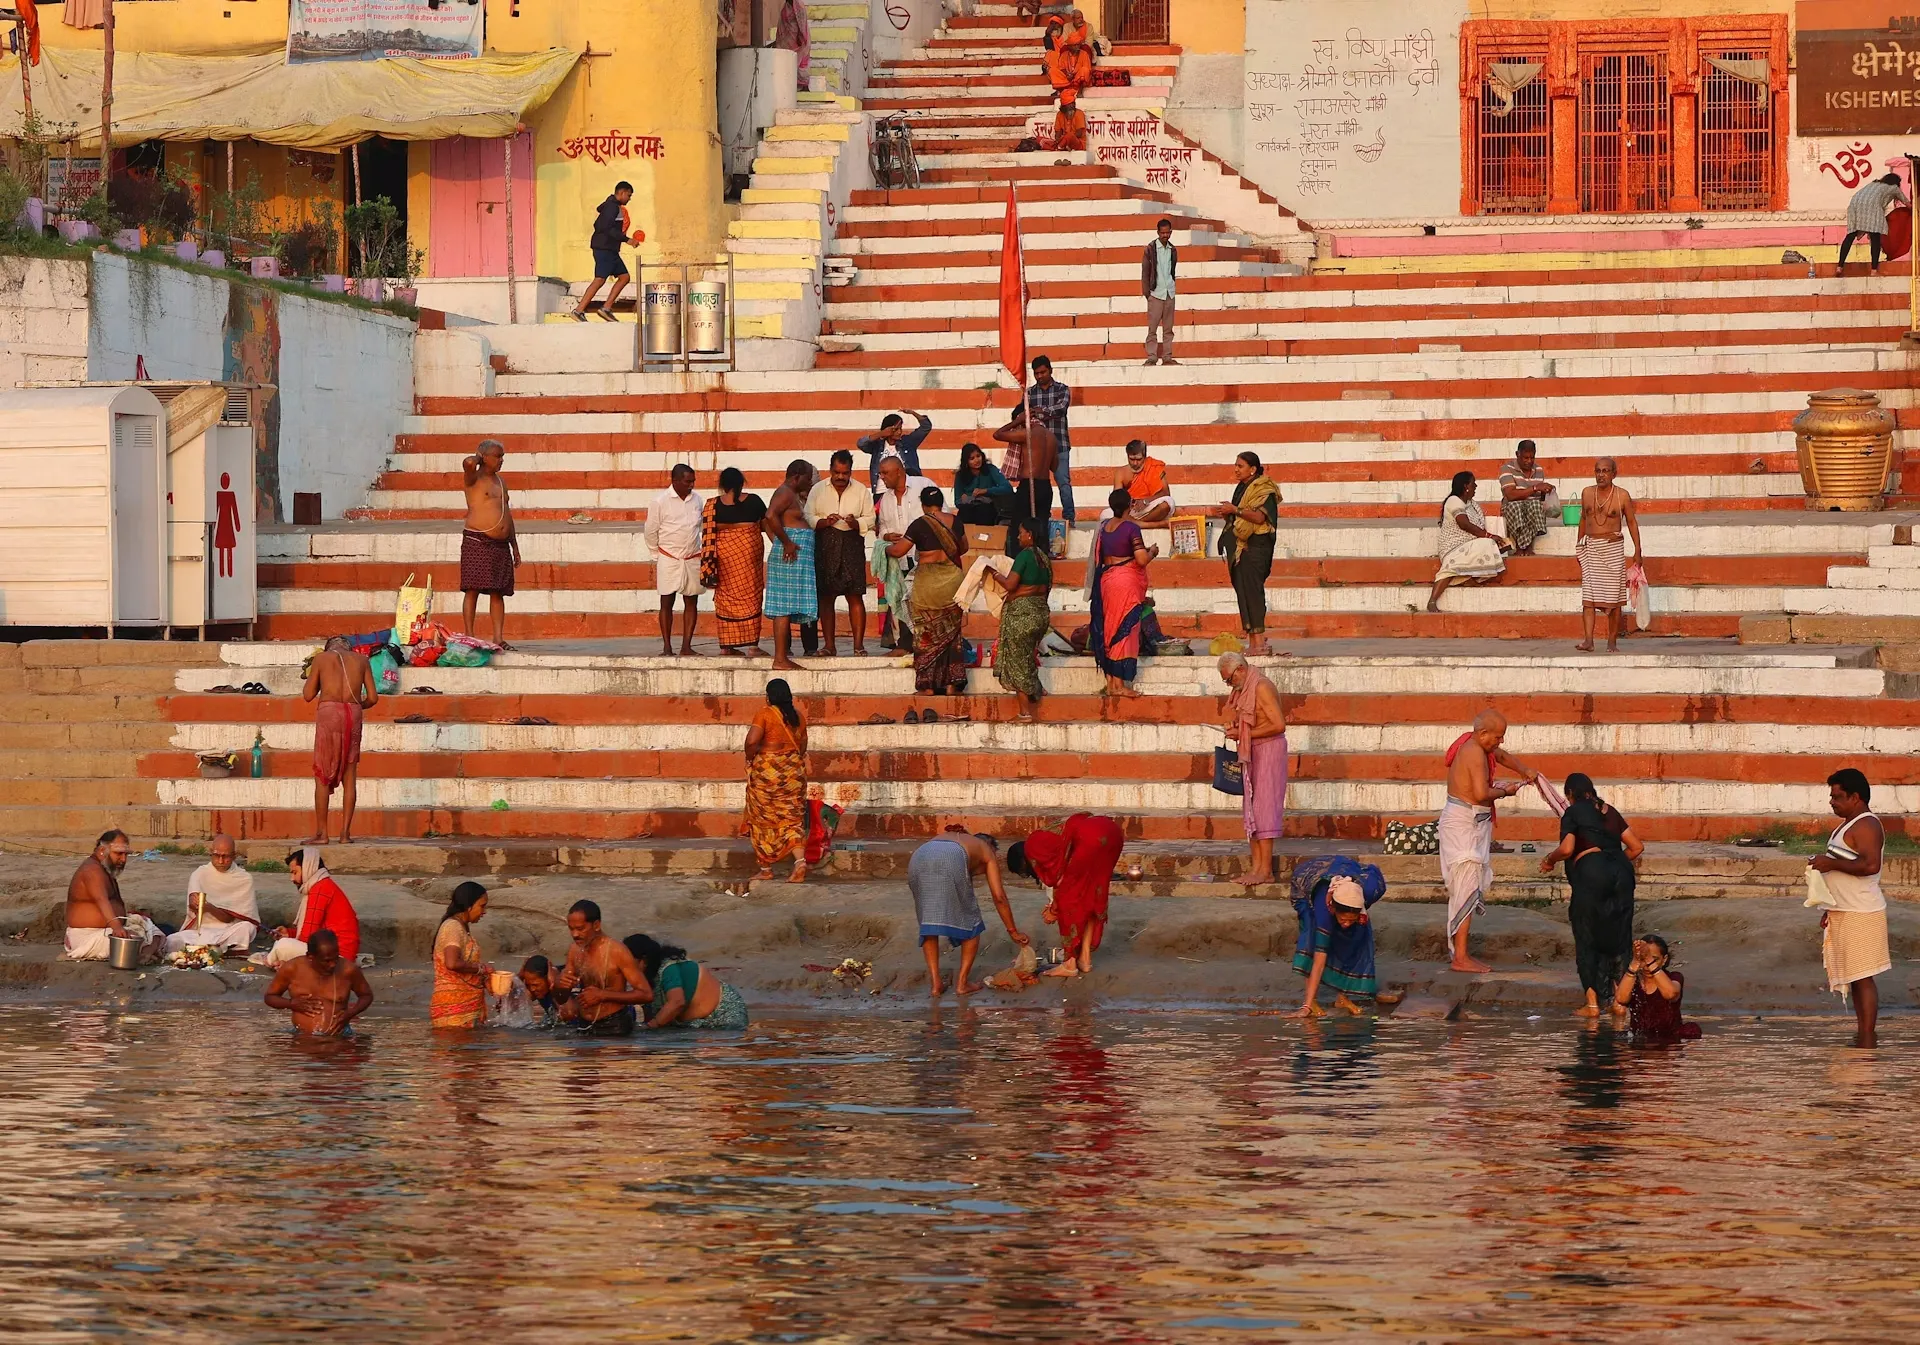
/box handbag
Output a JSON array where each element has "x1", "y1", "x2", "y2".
[
  {"x1": 392, "y1": 572, "x2": 433, "y2": 646},
  {"x1": 1212, "y1": 743, "x2": 1244, "y2": 796},
  {"x1": 698, "y1": 496, "x2": 720, "y2": 590}
]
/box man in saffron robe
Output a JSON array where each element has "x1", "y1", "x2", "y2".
[
  {"x1": 1008, "y1": 813, "x2": 1126, "y2": 977},
  {"x1": 1115, "y1": 438, "x2": 1173, "y2": 522},
  {"x1": 1052, "y1": 87, "x2": 1089, "y2": 152}
]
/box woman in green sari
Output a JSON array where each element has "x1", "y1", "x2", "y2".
[
  {"x1": 625, "y1": 934, "x2": 751, "y2": 1031},
  {"x1": 887, "y1": 485, "x2": 971, "y2": 696},
  {"x1": 1210, "y1": 451, "x2": 1281, "y2": 655},
  {"x1": 992, "y1": 515, "x2": 1053, "y2": 721}
]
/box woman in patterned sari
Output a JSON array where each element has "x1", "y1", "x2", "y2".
[
  {"x1": 431, "y1": 881, "x2": 492, "y2": 1029},
  {"x1": 741, "y1": 677, "x2": 809, "y2": 882},
  {"x1": 993, "y1": 515, "x2": 1053, "y2": 721},
  {"x1": 705, "y1": 466, "x2": 767, "y2": 655},
  {"x1": 1090, "y1": 487, "x2": 1155, "y2": 698},
  {"x1": 889, "y1": 485, "x2": 971, "y2": 696}
]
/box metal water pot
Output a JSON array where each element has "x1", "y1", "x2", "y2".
[{"x1": 107, "y1": 935, "x2": 143, "y2": 970}]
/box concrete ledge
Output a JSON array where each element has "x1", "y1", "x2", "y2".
[{"x1": 485, "y1": 323, "x2": 637, "y2": 375}]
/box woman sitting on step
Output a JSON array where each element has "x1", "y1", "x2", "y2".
[
  {"x1": 625, "y1": 934, "x2": 751, "y2": 1031},
  {"x1": 1427, "y1": 470, "x2": 1511, "y2": 613},
  {"x1": 954, "y1": 442, "x2": 1015, "y2": 526},
  {"x1": 741, "y1": 678, "x2": 810, "y2": 883}
]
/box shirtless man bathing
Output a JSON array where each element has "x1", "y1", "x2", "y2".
[
  {"x1": 553, "y1": 899, "x2": 655, "y2": 1037},
  {"x1": 1437, "y1": 710, "x2": 1538, "y2": 973},
  {"x1": 61, "y1": 829, "x2": 165, "y2": 962},
  {"x1": 263, "y1": 929, "x2": 374, "y2": 1037},
  {"x1": 461, "y1": 439, "x2": 521, "y2": 647},
  {"x1": 302, "y1": 637, "x2": 379, "y2": 845}
]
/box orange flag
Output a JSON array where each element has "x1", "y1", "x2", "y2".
[
  {"x1": 997, "y1": 179, "x2": 1026, "y2": 387},
  {"x1": 19, "y1": 0, "x2": 37, "y2": 66}
]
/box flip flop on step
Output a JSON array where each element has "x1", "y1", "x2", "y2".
[
  {"x1": 863, "y1": 713, "x2": 896, "y2": 725},
  {"x1": 407, "y1": 686, "x2": 443, "y2": 696},
  {"x1": 395, "y1": 713, "x2": 433, "y2": 725},
  {"x1": 239, "y1": 682, "x2": 270, "y2": 695},
  {"x1": 921, "y1": 708, "x2": 940, "y2": 724},
  {"x1": 904, "y1": 709, "x2": 920, "y2": 724},
  {"x1": 512, "y1": 715, "x2": 554, "y2": 726},
  {"x1": 205, "y1": 684, "x2": 241, "y2": 694}
]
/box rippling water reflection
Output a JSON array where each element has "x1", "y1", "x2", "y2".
[{"x1": 0, "y1": 1005, "x2": 1916, "y2": 1341}]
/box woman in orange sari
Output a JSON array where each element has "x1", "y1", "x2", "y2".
[
  {"x1": 705, "y1": 466, "x2": 767, "y2": 655},
  {"x1": 742, "y1": 677, "x2": 810, "y2": 882},
  {"x1": 431, "y1": 881, "x2": 492, "y2": 1029}
]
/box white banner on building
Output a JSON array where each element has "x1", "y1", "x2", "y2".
[
  {"x1": 1244, "y1": 0, "x2": 1464, "y2": 221},
  {"x1": 287, "y1": 0, "x2": 483, "y2": 63}
]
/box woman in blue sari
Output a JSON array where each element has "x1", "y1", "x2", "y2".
[
  {"x1": 1289, "y1": 854, "x2": 1387, "y2": 1017},
  {"x1": 1089, "y1": 487, "x2": 1156, "y2": 698}
]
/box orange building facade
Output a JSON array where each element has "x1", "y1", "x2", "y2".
[{"x1": 1459, "y1": 15, "x2": 1790, "y2": 216}]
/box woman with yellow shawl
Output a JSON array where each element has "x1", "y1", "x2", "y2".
[
  {"x1": 888, "y1": 485, "x2": 971, "y2": 697},
  {"x1": 742, "y1": 677, "x2": 810, "y2": 883},
  {"x1": 703, "y1": 466, "x2": 768, "y2": 655},
  {"x1": 431, "y1": 881, "x2": 492, "y2": 1029},
  {"x1": 1211, "y1": 451, "x2": 1281, "y2": 655}
]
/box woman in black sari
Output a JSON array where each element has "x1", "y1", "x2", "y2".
[{"x1": 1540, "y1": 772, "x2": 1643, "y2": 1019}]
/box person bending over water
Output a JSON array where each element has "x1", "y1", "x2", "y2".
[
  {"x1": 907, "y1": 831, "x2": 1029, "y2": 996},
  {"x1": 1612, "y1": 935, "x2": 1698, "y2": 1042},
  {"x1": 1006, "y1": 813, "x2": 1123, "y2": 978},
  {"x1": 263, "y1": 930, "x2": 372, "y2": 1038},
  {"x1": 554, "y1": 900, "x2": 654, "y2": 1037},
  {"x1": 519, "y1": 955, "x2": 566, "y2": 1027},
  {"x1": 1541, "y1": 773, "x2": 1643, "y2": 1020},
  {"x1": 624, "y1": 934, "x2": 752, "y2": 1030},
  {"x1": 1289, "y1": 855, "x2": 1387, "y2": 1017}
]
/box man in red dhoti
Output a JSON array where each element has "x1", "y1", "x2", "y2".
[{"x1": 1008, "y1": 813, "x2": 1126, "y2": 977}]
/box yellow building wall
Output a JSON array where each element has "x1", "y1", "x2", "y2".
[
  {"x1": 32, "y1": 0, "x2": 725, "y2": 281},
  {"x1": 1473, "y1": 0, "x2": 1788, "y2": 15},
  {"x1": 1171, "y1": 0, "x2": 1246, "y2": 54}
]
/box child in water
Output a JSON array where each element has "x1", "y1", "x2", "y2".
[{"x1": 1613, "y1": 934, "x2": 1701, "y2": 1041}]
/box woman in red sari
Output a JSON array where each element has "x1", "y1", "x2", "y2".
[
  {"x1": 1008, "y1": 813, "x2": 1126, "y2": 977},
  {"x1": 1090, "y1": 488, "x2": 1156, "y2": 698}
]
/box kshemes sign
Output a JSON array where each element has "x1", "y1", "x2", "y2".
[
  {"x1": 287, "y1": 0, "x2": 482, "y2": 63},
  {"x1": 1798, "y1": 0, "x2": 1920, "y2": 135}
]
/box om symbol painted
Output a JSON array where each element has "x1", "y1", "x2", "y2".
[{"x1": 1819, "y1": 142, "x2": 1876, "y2": 189}]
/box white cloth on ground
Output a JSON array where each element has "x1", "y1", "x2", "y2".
[
  {"x1": 1437, "y1": 798, "x2": 1493, "y2": 940},
  {"x1": 267, "y1": 938, "x2": 309, "y2": 967},
  {"x1": 63, "y1": 913, "x2": 157, "y2": 961}
]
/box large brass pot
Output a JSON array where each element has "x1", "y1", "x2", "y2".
[{"x1": 1793, "y1": 388, "x2": 1896, "y2": 511}]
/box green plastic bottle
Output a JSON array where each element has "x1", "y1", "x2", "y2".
[{"x1": 251, "y1": 731, "x2": 265, "y2": 779}]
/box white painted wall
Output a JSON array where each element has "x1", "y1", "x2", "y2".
[
  {"x1": 83, "y1": 251, "x2": 414, "y2": 521},
  {"x1": 1243, "y1": 0, "x2": 1465, "y2": 222},
  {"x1": 0, "y1": 257, "x2": 88, "y2": 389},
  {"x1": 870, "y1": 0, "x2": 951, "y2": 64},
  {"x1": 1167, "y1": 53, "x2": 1247, "y2": 174}
]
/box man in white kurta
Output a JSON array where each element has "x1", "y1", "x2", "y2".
[
  {"x1": 166, "y1": 833, "x2": 260, "y2": 955},
  {"x1": 645, "y1": 463, "x2": 706, "y2": 657}
]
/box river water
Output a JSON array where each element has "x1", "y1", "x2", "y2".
[{"x1": 0, "y1": 1004, "x2": 1915, "y2": 1342}]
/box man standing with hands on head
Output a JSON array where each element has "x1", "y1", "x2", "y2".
[
  {"x1": 1142, "y1": 217, "x2": 1178, "y2": 366},
  {"x1": 460, "y1": 439, "x2": 519, "y2": 647},
  {"x1": 806, "y1": 449, "x2": 874, "y2": 656},
  {"x1": 1576, "y1": 457, "x2": 1644, "y2": 653},
  {"x1": 1437, "y1": 709, "x2": 1538, "y2": 974},
  {"x1": 856, "y1": 410, "x2": 933, "y2": 489},
  {"x1": 646, "y1": 463, "x2": 706, "y2": 657}
]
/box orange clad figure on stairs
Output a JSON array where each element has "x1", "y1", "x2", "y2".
[
  {"x1": 1043, "y1": 13, "x2": 1093, "y2": 97},
  {"x1": 1051, "y1": 87, "x2": 1089, "y2": 152}
]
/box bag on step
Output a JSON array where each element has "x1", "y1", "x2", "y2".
[
  {"x1": 393, "y1": 572, "x2": 433, "y2": 647},
  {"x1": 1383, "y1": 820, "x2": 1440, "y2": 855},
  {"x1": 367, "y1": 646, "x2": 402, "y2": 696}
]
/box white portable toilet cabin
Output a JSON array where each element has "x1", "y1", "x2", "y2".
[
  {"x1": 0, "y1": 384, "x2": 167, "y2": 630},
  {"x1": 145, "y1": 381, "x2": 261, "y2": 637}
]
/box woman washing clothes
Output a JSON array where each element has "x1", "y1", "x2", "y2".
[
  {"x1": 625, "y1": 934, "x2": 752, "y2": 1030},
  {"x1": 1540, "y1": 772, "x2": 1642, "y2": 1019},
  {"x1": 1613, "y1": 934, "x2": 1700, "y2": 1041},
  {"x1": 889, "y1": 485, "x2": 971, "y2": 698},
  {"x1": 1288, "y1": 855, "x2": 1388, "y2": 1017},
  {"x1": 430, "y1": 881, "x2": 493, "y2": 1029},
  {"x1": 1090, "y1": 488, "x2": 1156, "y2": 698},
  {"x1": 1007, "y1": 813, "x2": 1125, "y2": 977}
]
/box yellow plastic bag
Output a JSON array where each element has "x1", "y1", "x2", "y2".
[{"x1": 393, "y1": 572, "x2": 433, "y2": 646}]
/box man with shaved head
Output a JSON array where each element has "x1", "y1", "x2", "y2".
[
  {"x1": 1438, "y1": 710, "x2": 1539, "y2": 973},
  {"x1": 166, "y1": 832, "x2": 260, "y2": 955},
  {"x1": 1576, "y1": 457, "x2": 1643, "y2": 653}
]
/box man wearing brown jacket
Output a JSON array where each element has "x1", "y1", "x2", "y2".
[{"x1": 1142, "y1": 218, "x2": 1178, "y2": 365}]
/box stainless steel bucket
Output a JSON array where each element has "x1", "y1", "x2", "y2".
[{"x1": 108, "y1": 935, "x2": 143, "y2": 970}]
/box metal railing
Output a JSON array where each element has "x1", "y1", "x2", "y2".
[{"x1": 1101, "y1": 0, "x2": 1167, "y2": 44}]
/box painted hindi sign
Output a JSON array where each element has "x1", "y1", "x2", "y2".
[
  {"x1": 1798, "y1": 0, "x2": 1920, "y2": 134},
  {"x1": 287, "y1": 0, "x2": 483, "y2": 62}
]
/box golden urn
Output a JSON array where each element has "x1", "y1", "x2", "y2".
[{"x1": 1793, "y1": 388, "x2": 1896, "y2": 511}]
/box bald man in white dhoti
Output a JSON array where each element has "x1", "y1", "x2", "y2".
[
  {"x1": 165, "y1": 834, "x2": 260, "y2": 955},
  {"x1": 1439, "y1": 710, "x2": 1537, "y2": 974}
]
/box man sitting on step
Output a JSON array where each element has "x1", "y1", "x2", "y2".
[
  {"x1": 1114, "y1": 439, "x2": 1174, "y2": 522},
  {"x1": 62, "y1": 829, "x2": 165, "y2": 962},
  {"x1": 1050, "y1": 86, "x2": 1089, "y2": 153}
]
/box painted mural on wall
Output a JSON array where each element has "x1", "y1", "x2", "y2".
[
  {"x1": 222, "y1": 286, "x2": 283, "y2": 524},
  {"x1": 286, "y1": 0, "x2": 483, "y2": 62},
  {"x1": 1244, "y1": 0, "x2": 1464, "y2": 220}
]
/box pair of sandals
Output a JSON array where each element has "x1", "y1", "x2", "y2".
[{"x1": 207, "y1": 681, "x2": 271, "y2": 695}]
